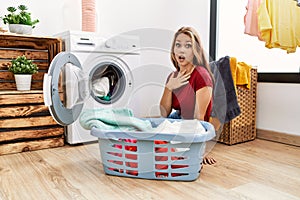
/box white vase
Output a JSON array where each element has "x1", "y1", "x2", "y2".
[
  {"x1": 9, "y1": 24, "x2": 33, "y2": 35},
  {"x1": 14, "y1": 74, "x2": 32, "y2": 91}
]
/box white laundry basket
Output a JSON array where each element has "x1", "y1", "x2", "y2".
[{"x1": 91, "y1": 118, "x2": 215, "y2": 181}]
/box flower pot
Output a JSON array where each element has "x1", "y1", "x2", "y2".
[
  {"x1": 14, "y1": 74, "x2": 32, "y2": 91},
  {"x1": 9, "y1": 24, "x2": 32, "y2": 35}
]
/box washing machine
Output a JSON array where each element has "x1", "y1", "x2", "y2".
[
  {"x1": 44, "y1": 31, "x2": 141, "y2": 144},
  {"x1": 44, "y1": 30, "x2": 174, "y2": 144}
]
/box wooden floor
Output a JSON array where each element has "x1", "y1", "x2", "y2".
[{"x1": 0, "y1": 139, "x2": 299, "y2": 200}]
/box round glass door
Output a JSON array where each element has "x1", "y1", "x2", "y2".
[
  {"x1": 43, "y1": 52, "x2": 89, "y2": 126},
  {"x1": 90, "y1": 61, "x2": 127, "y2": 105}
]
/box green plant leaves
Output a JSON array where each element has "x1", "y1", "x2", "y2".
[
  {"x1": 8, "y1": 55, "x2": 39, "y2": 74},
  {"x1": 1, "y1": 5, "x2": 39, "y2": 27},
  {"x1": 18, "y1": 5, "x2": 28, "y2": 11},
  {"x1": 7, "y1": 7, "x2": 17, "y2": 13}
]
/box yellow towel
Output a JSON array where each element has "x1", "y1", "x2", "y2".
[
  {"x1": 236, "y1": 62, "x2": 252, "y2": 89},
  {"x1": 229, "y1": 57, "x2": 252, "y2": 89},
  {"x1": 230, "y1": 57, "x2": 237, "y2": 87}
]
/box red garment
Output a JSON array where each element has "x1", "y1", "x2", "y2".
[
  {"x1": 110, "y1": 140, "x2": 188, "y2": 178},
  {"x1": 170, "y1": 66, "x2": 213, "y2": 121}
]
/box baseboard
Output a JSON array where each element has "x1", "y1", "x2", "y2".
[{"x1": 257, "y1": 129, "x2": 300, "y2": 147}]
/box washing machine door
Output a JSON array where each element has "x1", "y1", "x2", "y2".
[{"x1": 43, "y1": 52, "x2": 89, "y2": 126}]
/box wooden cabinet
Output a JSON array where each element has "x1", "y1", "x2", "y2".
[
  {"x1": 0, "y1": 33, "x2": 62, "y2": 90},
  {"x1": 0, "y1": 33, "x2": 64, "y2": 155}
]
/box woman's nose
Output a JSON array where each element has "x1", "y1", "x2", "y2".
[{"x1": 179, "y1": 46, "x2": 185, "y2": 52}]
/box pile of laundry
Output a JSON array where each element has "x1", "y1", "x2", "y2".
[{"x1": 79, "y1": 107, "x2": 207, "y2": 135}]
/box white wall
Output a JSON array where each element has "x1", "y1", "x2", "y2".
[
  {"x1": 1, "y1": 0, "x2": 210, "y2": 49},
  {"x1": 0, "y1": 0, "x2": 82, "y2": 35},
  {"x1": 257, "y1": 83, "x2": 300, "y2": 135},
  {"x1": 95, "y1": 0, "x2": 210, "y2": 49},
  {"x1": 217, "y1": 1, "x2": 300, "y2": 135}
]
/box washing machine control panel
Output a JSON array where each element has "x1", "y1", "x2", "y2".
[
  {"x1": 70, "y1": 34, "x2": 105, "y2": 52},
  {"x1": 103, "y1": 35, "x2": 140, "y2": 54},
  {"x1": 55, "y1": 31, "x2": 140, "y2": 54},
  {"x1": 55, "y1": 30, "x2": 106, "y2": 52}
]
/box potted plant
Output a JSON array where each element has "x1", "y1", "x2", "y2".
[
  {"x1": 8, "y1": 55, "x2": 39, "y2": 91},
  {"x1": 1, "y1": 5, "x2": 39, "y2": 34}
]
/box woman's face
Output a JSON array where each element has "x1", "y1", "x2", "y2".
[{"x1": 173, "y1": 33, "x2": 194, "y2": 69}]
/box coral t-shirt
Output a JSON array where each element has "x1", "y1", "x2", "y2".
[
  {"x1": 244, "y1": 0, "x2": 262, "y2": 40},
  {"x1": 169, "y1": 66, "x2": 213, "y2": 121}
]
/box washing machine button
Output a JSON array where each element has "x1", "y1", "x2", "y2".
[{"x1": 105, "y1": 38, "x2": 116, "y2": 48}]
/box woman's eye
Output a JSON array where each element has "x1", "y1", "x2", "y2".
[
  {"x1": 185, "y1": 44, "x2": 192, "y2": 48},
  {"x1": 175, "y1": 43, "x2": 181, "y2": 48}
]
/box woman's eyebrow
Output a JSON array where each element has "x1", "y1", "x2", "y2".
[{"x1": 176, "y1": 40, "x2": 192, "y2": 43}]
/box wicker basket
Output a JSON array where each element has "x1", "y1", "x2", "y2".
[{"x1": 218, "y1": 68, "x2": 258, "y2": 145}]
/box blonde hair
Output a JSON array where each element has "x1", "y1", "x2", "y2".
[{"x1": 170, "y1": 27, "x2": 213, "y2": 81}]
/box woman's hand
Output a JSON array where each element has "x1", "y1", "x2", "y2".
[{"x1": 166, "y1": 70, "x2": 191, "y2": 91}]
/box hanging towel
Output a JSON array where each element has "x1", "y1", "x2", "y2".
[
  {"x1": 79, "y1": 108, "x2": 153, "y2": 131},
  {"x1": 209, "y1": 56, "x2": 241, "y2": 124},
  {"x1": 236, "y1": 62, "x2": 252, "y2": 89},
  {"x1": 229, "y1": 57, "x2": 238, "y2": 87},
  {"x1": 230, "y1": 57, "x2": 252, "y2": 89}
]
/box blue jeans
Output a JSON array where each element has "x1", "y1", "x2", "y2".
[{"x1": 168, "y1": 110, "x2": 181, "y2": 119}]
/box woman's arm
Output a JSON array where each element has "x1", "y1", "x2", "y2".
[
  {"x1": 159, "y1": 87, "x2": 173, "y2": 117},
  {"x1": 194, "y1": 86, "x2": 213, "y2": 120}
]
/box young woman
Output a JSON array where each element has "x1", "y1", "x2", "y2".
[{"x1": 160, "y1": 26, "x2": 216, "y2": 165}]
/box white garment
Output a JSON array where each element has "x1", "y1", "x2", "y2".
[
  {"x1": 153, "y1": 119, "x2": 206, "y2": 134},
  {"x1": 92, "y1": 77, "x2": 109, "y2": 97}
]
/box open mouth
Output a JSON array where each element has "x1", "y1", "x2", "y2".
[{"x1": 178, "y1": 55, "x2": 185, "y2": 62}]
